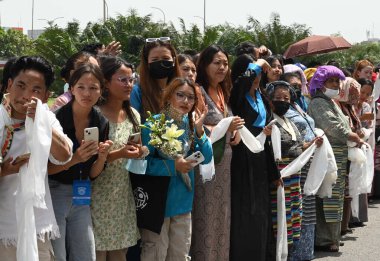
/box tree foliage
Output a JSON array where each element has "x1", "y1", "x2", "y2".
[
  {"x1": 0, "y1": 28, "x2": 33, "y2": 58},
  {"x1": 1, "y1": 11, "x2": 379, "y2": 93}
]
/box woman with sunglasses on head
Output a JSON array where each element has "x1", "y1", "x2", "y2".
[
  {"x1": 308, "y1": 66, "x2": 364, "y2": 252},
  {"x1": 140, "y1": 78, "x2": 212, "y2": 261},
  {"x1": 130, "y1": 37, "x2": 180, "y2": 121},
  {"x1": 89, "y1": 56, "x2": 144, "y2": 261},
  {"x1": 190, "y1": 45, "x2": 244, "y2": 261},
  {"x1": 48, "y1": 63, "x2": 112, "y2": 261},
  {"x1": 128, "y1": 37, "x2": 181, "y2": 261}
]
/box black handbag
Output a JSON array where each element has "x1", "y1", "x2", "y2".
[{"x1": 130, "y1": 173, "x2": 170, "y2": 234}]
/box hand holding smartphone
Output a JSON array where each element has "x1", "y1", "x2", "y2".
[
  {"x1": 185, "y1": 151, "x2": 205, "y2": 167},
  {"x1": 127, "y1": 132, "x2": 140, "y2": 144}
]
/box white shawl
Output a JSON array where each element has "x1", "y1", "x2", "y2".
[
  {"x1": 16, "y1": 100, "x2": 52, "y2": 261},
  {"x1": 199, "y1": 116, "x2": 264, "y2": 182}
]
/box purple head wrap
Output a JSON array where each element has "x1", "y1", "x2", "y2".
[{"x1": 309, "y1": 65, "x2": 345, "y2": 96}]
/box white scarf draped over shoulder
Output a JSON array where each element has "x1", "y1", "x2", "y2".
[{"x1": 16, "y1": 99, "x2": 53, "y2": 261}]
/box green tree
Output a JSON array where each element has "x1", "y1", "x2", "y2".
[
  {"x1": 0, "y1": 28, "x2": 34, "y2": 58},
  {"x1": 249, "y1": 12, "x2": 311, "y2": 54}
]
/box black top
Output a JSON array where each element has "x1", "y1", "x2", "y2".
[{"x1": 49, "y1": 100, "x2": 109, "y2": 184}]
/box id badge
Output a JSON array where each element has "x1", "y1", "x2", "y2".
[{"x1": 72, "y1": 180, "x2": 91, "y2": 205}]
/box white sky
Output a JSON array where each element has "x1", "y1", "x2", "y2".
[{"x1": 0, "y1": 0, "x2": 379, "y2": 44}]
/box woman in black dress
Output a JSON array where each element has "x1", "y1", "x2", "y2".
[{"x1": 229, "y1": 54, "x2": 281, "y2": 261}]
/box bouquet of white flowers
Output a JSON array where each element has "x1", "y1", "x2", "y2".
[{"x1": 141, "y1": 111, "x2": 185, "y2": 159}]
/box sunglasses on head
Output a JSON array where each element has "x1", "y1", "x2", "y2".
[{"x1": 145, "y1": 37, "x2": 171, "y2": 43}]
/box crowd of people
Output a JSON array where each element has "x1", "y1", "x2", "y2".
[{"x1": 0, "y1": 37, "x2": 379, "y2": 261}]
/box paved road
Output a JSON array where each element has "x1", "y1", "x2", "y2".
[{"x1": 314, "y1": 199, "x2": 380, "y2": 260}]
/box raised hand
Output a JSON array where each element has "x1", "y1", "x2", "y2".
[
  {"x1": 103, "y1": 41, "x2": 122, "y2": 56},
  {"x1": 227, "y1": 116, "x2": 245, "y2": 132},
  {"x1": 195, "y1": 105, "x2": 208, "y2": 137}
]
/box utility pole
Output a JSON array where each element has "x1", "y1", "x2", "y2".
[
  {"x1": 203, "y1": 0, "x2": 206, "y2": 32},
  {"x1": 31, "y1": 0, "x2": 35, "y2": 39}
]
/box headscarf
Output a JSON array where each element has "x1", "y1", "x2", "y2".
[
  {"x1": 337, "y1": 77, "x2": 360, "y2": 105},
  {"x1": 284, "y1": 64, "x2": 308, "y2": 95},
  {"x1": 309, "y1": 65, "x2": 345, "y2": 96},
  {"x1": 295, "y1": 62, "x2": 307, "y2": 71},
  {"x1": 266, "y1": 80, "x2": 297, "y2": 102},
  {"x1": 304, "y1": 68, "x2": 317, "y2": 82}
]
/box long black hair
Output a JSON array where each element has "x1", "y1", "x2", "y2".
[{"x1": 99, "y1": 55, "x2": 139, "y2": 132}]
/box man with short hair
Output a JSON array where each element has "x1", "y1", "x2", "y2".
[{"x1": 0, "y1": 56, "x2": 73, "y2": 261}]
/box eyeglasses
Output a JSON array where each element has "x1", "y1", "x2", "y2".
[
  {"x1": 145, "y1": 37, "x2": 171, "y2": 43},
  {"x1": 175, "y1": 91, "x2": 196, "y2": 104},
  {"x1": 117, "y1": 76, "x2": 136, "y2": 85}
]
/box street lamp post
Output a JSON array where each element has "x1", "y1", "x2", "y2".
[
  {"x1": 203, "y1": 0, "x2": 206, "y2": 32},
  {"x1": 0, "y1": 0, "x2": 4, "y2": 27},
  {"x1": 103, "y1": 0, "x2": 109, "y2": 22},
  {"x1": 151, "y1": 6, "x2": 166, "y2": 24},
  {"x1": 31, "y1": 0, "x2": 34, "y2": 39}
]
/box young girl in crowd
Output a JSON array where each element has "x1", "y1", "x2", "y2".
[
  {"x1": 178, "y1": 54, "x2": 197, "y2": 83},
  {"x1": 91, "y1": 56, "x2": 142, "y2": 261},
  {"x1": 191, "y1": 45, "x2": 245, "y2": 261},
  {"x1": 48, "y1": 64, "x2": 112, "y2": 261},
  {"x1": 130, "y1": 38, "x2": 180, "y2": 120},
  {"x1": 50, "y1": 51, "x2": 99, "y2": 112},
  {"x1": 260, "y1": 55, "x2": 284, "y2": 89},
  {"x1": 356, "y1": 78, "x2": 374, "y2": 129},
  {"x1": 353, "y1": 60, "x2": 374, "y2": 81},
  {"x1": 178, "y1": 53, "x2": 206, "y2": 114},
  {"x1": 140, "y1": 78, "x2": 212, "y2": 261}
]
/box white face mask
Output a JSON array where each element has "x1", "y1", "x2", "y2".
[{"x1": 323, "y1": 87, "x2": 339, "y2": 99}]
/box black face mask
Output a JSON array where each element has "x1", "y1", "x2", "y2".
[
  {"x1": 272, "y1": 100, "x2": 291, "y2": 116},
  {"x1": 294, "y1": 89, "x2": 302, "y2": 100},
  {"x1": 149, "y1": 60, "x2": 175, "y2": 79}
]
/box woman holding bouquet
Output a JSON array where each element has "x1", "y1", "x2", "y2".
[{"x1": 140, "y1": 78, "x2": 212, "y2": 261}]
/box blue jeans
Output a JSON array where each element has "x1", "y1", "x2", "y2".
[{"x1": 49, "y1": 180, "x2": 95, "y2": 261}]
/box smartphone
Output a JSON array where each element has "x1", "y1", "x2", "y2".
[
  {"x1": 13, "y1": 153, "x2": 31, "y2": 165},
  {"x1": 84, "y1": 127, "x2": 99, "y2": 142},
  {"x1": 128, "y1": 132, "x2": 141, "y2": 144},
  {"x1": 185, "y1": 151, "x2": 205, "y2": 167}
]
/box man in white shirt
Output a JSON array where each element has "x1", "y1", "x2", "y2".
[{"x1": 0, "y1": 56, "x2": 73, "y2": 261}]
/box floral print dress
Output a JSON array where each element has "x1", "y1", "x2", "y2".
[{"x1": 91, "y1": 110, "x2": 140, "y2": 251}]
